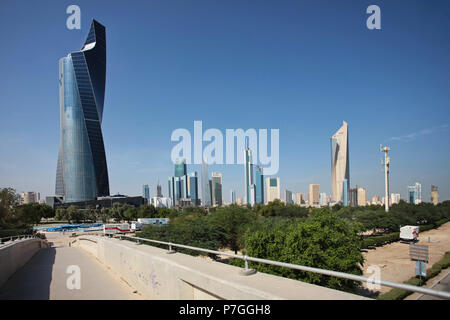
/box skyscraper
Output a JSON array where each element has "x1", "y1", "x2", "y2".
[
  {"x1": 174, "y1": 158, "x2": 187, "y2": 177},
  {"x1": 211, "y1": 172, "x2": 223, "y2": 207},
  {"x1": 266, "y1": 177, "x2": 280, "y2": 203},
  {"x1": 142, "y1": 184, "x2": 150, "y2": 204},
  {"x1": 358, "y1": 188, "x2": 367, "y2": 206},
  {"x1": 201, "y1": 160, "x2": 211, "y2": 207},
  {"x1": 189, "y1": 172, "x2": 199, "y2": 206},
  {"x1": 431, "y1": 185, "x2": 439, "y2": 205},
  {"x1": 348, "y1": 186, "x2": 357, "y2": 207},
  {"x1": 156, "y1": 182, "x2": 163, "y2": 197},
  {"x1": 308, "y1": 184, "x2": 320, "y2": 206},
  {"x1": 244, "y1": 138, "x2": 254, "y2": 204},
  {"x1": 319, "y1": 192, "x2": 328, "y2": 206},
  {"x1": 285, "y1": 190, "x2": 293, "y2": 204},
  {"x1": 55, "y1": 20, "x2": 109, "y2": 203},
  {"x1": 331, "y1": 121, "x2": 349, "y2": 204},
  {"x1": 255, "y1": 166, "x2": 264, "y2": 204},
  {"x1": 230, "y1": 190, "x2": 236, "y2": 205},
  {"x1": 296, "y1": 193, "x2": 305, "y2": 205},
  {"x1": 408, "y1": 182, "x2": 422, "y2": 204}
]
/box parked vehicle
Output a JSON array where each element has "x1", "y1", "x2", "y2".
[
  {"x1": 400, "y1": 225, "x2": 419, "y2": 241},
  {"x1": 103, "y1": 223, "x2": 131, "y2": 235},
  {"x1": 130, "y1": 222, "x2": 144, "y2": 231},
  {"x1": 137, "y1": 218, "x2": 169, "y2": 225}
]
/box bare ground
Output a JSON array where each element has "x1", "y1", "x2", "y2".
[{"x1": 361, "y1": 221, "x2": 450, "y2": 295}]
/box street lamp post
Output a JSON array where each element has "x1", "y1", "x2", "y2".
[{"x1": 380, "y1": 145, "x2": 390, "y2": 212}]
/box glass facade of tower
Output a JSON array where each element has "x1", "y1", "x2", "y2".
[
  {"x1": 143, "y1": 185, "x2": 150, "y2": 203},
  {"x1": 175, "y1": 158, "x2": 187, "y2": 177},
  {"x1": 342, "y1": 179, "x2": 348, "y2": 206},
  {"x1": 201, "y1": 161, "x2": 211, "y2": 206},
  {"x1": 255, "y1": 166, "x2": 264, "y2": 204},
  {"x1": 189, "y1": 172, "x2": 199, "y2": 206},
  {"x1": 55, "y1": 20, "x2": 109, "y2": 203}
]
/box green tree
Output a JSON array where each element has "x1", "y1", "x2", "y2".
[
  {"x1": 210, "y1": 205, "x2": 256, "y2": 253},
  {"x1": 138, "y1": 204, "x2": 157, "y2": 218},
  {"x1": 55, "y1": 208, "x2": 67, "y2": 221},
  {"x1": 123, "y1": 206, "x2": 138, "y2": 222},
  {"x1": 15, "y1": 203, "x2": 43, "y2": 225},
  {"x1": 241, "y1": 211, "x2": 364, "y2": 292},
  {"x1": 0, "y1": 188, "x2": 20, "y2": 223},
  {"x1": 67, "y1": 205, "x2": 82, "y2": 223}
]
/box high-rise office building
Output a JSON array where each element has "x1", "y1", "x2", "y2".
[
  {"x1": 244, "y1": 138, "x2": 254, "y2": 204},
  {"x1": 142, "y1": 184, "x2": 150, "y2": 204},
  {"x1": 201, "y1": 160, "x2": 211, "y2": 207},
  {"x1": 357, "y1": 188, "x2": 367, "y2": 206},
  {"x1": 308, "y1": 184, "x2": 320, "y2": 206},
  {"x1": 285, "y1": 190, "x2": 293, "y2": 205},
  {"x1": 156, "y1": 182, "x2": 163, "y2": 197},
  {"x1": 348, "y1": 186, "x2": 357, "y2": 207},
  {"x1": 211, "y1": 172, "x2": 223, "y2": 207},
  {"x1": 408, "y1": 182, "x2": 422, "y2": 204},
  {"x1": 319, "y1": 192, "x2": 328, "y2": 206},
  {"x1": 296, "y1": 193, "x2": 305, "y2": 205},
  {"x1": 55, "y1": 20, "x2": 110, "y2": 203},
  {"x1": 174, "y1": 158, "x2": 187, "y2": 177},
  {"x1": 255, "y1": 166, "x2": 264, "y2": 204},
  {"x1": 343, "y1": 179, "x2": 349, "y2": 206},
  {"x1": 391, "y1": 193, "x2": 401, "y2": 205},
  {"x1": 331, "y1": 121, "x2": 350, "y2": 204},
  {"x1": 266, "y1": 177, "x2": 280, "y2": 203},
  {"x1": 189, "y1": 172, "x2": 199, "y2": 206},
  {"x1": 230, "y1": 190, "x2": 236, "y2": 205},
  {"x1": 431, "y1": 185, "x2": 439, "y2": 205}
]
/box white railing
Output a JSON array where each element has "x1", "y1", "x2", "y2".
[{"x1": 101, "y1": 233, "x2": 450, "y2": 300}]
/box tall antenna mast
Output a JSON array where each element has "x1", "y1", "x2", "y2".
[{"x1": 380, "y1": 145, "x2": 390, "y2": 212}]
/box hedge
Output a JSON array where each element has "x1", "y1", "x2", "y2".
[
  {"x1": 362, "y1": 232, "x2": 399, "y2": 249},
  {"x1": 377, "y1": 252, "x2": 450, "y2": 300},
  {"x1": 363, "y1": 218, "x2": 450, "y2": 249}
]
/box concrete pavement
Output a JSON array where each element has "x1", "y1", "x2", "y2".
[
  {"x1": 418, "y1": 272, "x2": 450, "y2": 300},
  {"x1": 0, "y1": 237, "x2": 142, "y2": 300}
]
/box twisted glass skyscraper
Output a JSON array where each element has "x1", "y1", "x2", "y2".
[{"x1": 55, "y1": 20, "x2": 110, "y2": 202}]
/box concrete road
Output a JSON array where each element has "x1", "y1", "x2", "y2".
[
  {"x1": 418, "y1": 272, "x2": 450, "y2": 300},
  {"x1": 0, "y1": 244, "x2": 142, "y2": 300}
]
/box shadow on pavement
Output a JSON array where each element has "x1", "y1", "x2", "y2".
[{"x1": 0, "y1": 247, "x2": 56, "y2": 300}]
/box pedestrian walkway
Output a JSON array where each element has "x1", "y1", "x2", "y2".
[{"x1": 0, "y1": 242, "x2": 142, "y2": 300}]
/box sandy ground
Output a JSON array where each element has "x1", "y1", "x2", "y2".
[{"x1": 361, "y1": 221, "x2": 450, "y2": 295}]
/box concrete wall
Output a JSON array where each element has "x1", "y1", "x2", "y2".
[
  {"x1": 75, "y1": 236, "x2": 368, "y2": 300},
  {"x1": 0, "y1": 239, "x2": 45, "y2": 287}
]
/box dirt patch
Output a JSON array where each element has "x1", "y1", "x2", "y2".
[{"x1": 362, "y1": 221, "x2": 450, "y2": 295}]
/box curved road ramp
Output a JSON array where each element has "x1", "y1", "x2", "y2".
[{"x1": 0, "y1": 233, "x2": 367, "y2": 300}]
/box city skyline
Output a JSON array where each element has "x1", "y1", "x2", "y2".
[{"x1": 1, "y1": 1, "x2": 450, "y2": 203}]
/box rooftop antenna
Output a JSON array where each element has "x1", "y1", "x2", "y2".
[{"x1": 380, "y1": 145, "x2": 390, "y2": 212}]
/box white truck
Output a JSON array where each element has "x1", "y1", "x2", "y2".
[
  {"x1": 137, "y1": 218, "x2": 169, "y2": 225},
  {"x1": 103, "y1": 223, "x2": 131, "y2": 235},
  {"x1": 130, "y1": 221, "x2": 144, "y2": 231},
  {"x1": 400, "y1": 225, "x2": 419, "y2": 241}
]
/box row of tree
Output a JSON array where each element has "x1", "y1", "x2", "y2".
[{"x1": 0, "y1": 188, "x2": 55, "y2": 225}]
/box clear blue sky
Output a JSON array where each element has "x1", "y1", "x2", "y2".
[{"x1": 0, "y1": 0, "x2": 449, "y2": 203}]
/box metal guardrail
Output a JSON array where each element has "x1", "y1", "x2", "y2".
[{"x1": 103, "y1": 233, "x2": 450, "y2": 300}]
